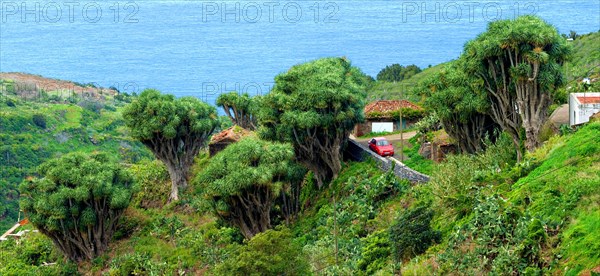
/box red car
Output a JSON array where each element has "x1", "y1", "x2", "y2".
[{"x1": 368, "y1": 137, "x2": 394, "y2": 157}]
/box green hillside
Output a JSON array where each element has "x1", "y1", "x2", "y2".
[
  {"x1": 367, "y1": 63, "x2": 446, "y2": 103},
  {"x1": 1, "y1": 121, "x2": 597, "y2": 275},
  {"x1": 565, "y1": 31, "x2": 600, "y2": 92},
  {"x1": 368, "y1": 30, "x2": 600, "y2": 104},
  {"x1": 0, "y1": 81, "x2": 153, "y2": 233},
  {"x1": 0, "y1": 30, "x2": 599, "y2": 276}
]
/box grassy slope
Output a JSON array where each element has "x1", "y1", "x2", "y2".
[
  {"x1": 508, "y1": 123, "x2": 600, "y2": 274},
  {"x1": 367, "y1": 63, "x2": 446, "y2": 103},
  {"x1": 401, "y1": 122, "x2": 600, "y2": 275},
  {"x1": 566, "y1": 31, "x2": 600, "y2": 87}
]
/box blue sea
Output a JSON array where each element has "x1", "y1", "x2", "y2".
[{"x1": 1, "y1": 0, "x2": 599, "y2": 104}]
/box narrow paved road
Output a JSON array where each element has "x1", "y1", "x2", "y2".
[{"x1": 351, "y1": 131, "x2": 417, "y2": 161}]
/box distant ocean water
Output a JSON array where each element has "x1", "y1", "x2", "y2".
[{"x1": 1, "y1": 0, "x2": 598, "y2": 104}]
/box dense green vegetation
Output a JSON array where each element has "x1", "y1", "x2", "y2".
[
  {"x1": 1, "y1": 23, "x2": 599, "y2": 276},
  {"x1": 0, "y1": 84, "x2": 152, "y2": 233},
  {"x1": 2, "y1": 121, "x2": 598, "y2": 274},
  {"x1": 564, "y1": 31, "x2": 600, "y2": 93},
  {"x1": 196, "y1": 137, "x2": 305, "y2": 239},
  {"x1": 20, "y1": 152, "x2": 134, "y2": 262},
  {"x1": 258, "y1": 57, "x2": 369, "y2": 188},
  {"x1": 123, "y1": 89, "x2": 218, "y2": 202},
  {"x1": 417, "y1": 61, "x2": 498, "y2": 154}
]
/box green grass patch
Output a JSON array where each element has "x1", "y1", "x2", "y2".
[
  {"x1": 368, "y1": 63, "x2": 445, "y2": 102},
  {"x1": 395, "y1": 136, "x2": 434, "y2": 175}
]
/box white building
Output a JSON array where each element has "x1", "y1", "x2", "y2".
[{"x1": 569, "y1": 92, "x2": 600, "y2": 126}]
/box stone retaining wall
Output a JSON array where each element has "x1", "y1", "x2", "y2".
[{"x1": 345, "y1": 139, "x2": 430, "y2": 183}]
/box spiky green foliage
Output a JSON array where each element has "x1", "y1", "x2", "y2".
[
  {"x1": 257, "y1": 57, "x2": 368, "y2": 187},
  {"x1": 418, "y1": 61, "x2": 499, "y2": 153},
  {"x1": 19, "y1": 152, "x2": 134, "y2": 262},
  {"x1": 463, "y1": 15, "x2": 571, "y2": 153},
  {"x1": 196, "y1": 137, "x2": 305, "y2": 239},
  {"x1": 216, "y1": 91, "x2": 257, "y2": 130},
  {"x1": 123, "y1": 89, "x2": 218, "y2": 201}
]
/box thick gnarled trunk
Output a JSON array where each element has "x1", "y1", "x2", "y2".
[
  {"x1": 515, "y1": 69, "x2": 551, "y2": 152},
  {"x1": 442, "y1": 113, "x2": 497, "y2": 154},
  {"x1": 292, "y1": 126, "x2": 347, "y2": 188},
  {"x1": 143, "y1": 130, "x2": 213, "y2": 202},
  {"x1": 479, "y1": 58, "x2": 524, "y2": 161},
  {"x1": 220, "y1": 187, "x2": 273, "y2": 239},
  {"x1": 165, "y1": 164, "x2": 189, "y2": 202},
  {"x1": 40, "y1": 206, "x2": 125, "y2": 262}
]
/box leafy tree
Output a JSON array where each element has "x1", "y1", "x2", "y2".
[
  {"x1": 123, "y1": 89, "x2": 217, "y2": 201},
  {"x1": 196, "y1": 137, "x2": 304, "y2": 239},
  {"x1": 19, "y1": 152, "x2": 134, "y2": 262},
  {"x1": 418, "y1": 61, "x2": 499, "y2": 153},
  {"x1": 213, "y1": 228, "x2": 310, "y2": 275},
  {"x1": 568, "y1": 30, "x2": 579, "y2": 40},
  {"x1": 216, "y1": 91, "x2": 257, "y2": 130},
  {"x1": 257, "y1": 57, "x2": 368, "y2": 187},
  {"x1": 463, "y1": 15, "x2": 571, "y2": 153},
  {"x1": 377, "y1": 63, "x2": 422, "y2": 82}
]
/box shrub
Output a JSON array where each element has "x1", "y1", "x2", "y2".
[
  {"x1": 108, "y1": 253, "x2": 167, "y2": 276},
  {"x1": 390, "y1": 206, "x2": 440, "y2": 262},
  {"x1": 213, "y1": 227, "x2": 310, "y2": 276},
  {"x1": 129, "y1": 160, "x2": 170, "y2": 208},
  {"x1": 438, "y1": 194, "x2": 536, "y2": 275},
  {"x1": 78, "y1": 99, "x2": 104, "y2": 114},
  {"x1": 358, "y1": 230, "x2": 391, "y2": 275},
  {"x1": 32, "y1": 114, "x2": 47, "y2": 129},
  {"x1": 429, "y1": 133, "x2": 516, "y2": 222},
  {"x1": 6, "y1": 98, "x2": 16, "y2": 107}
]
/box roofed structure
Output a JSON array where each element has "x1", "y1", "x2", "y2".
[
  {"x1": 354, "y1": 100, "x2": 424, "y2": 137},
  {"x1": 569, "y1": 92, "x2": 600, "y2": 126},
  {"x1": 364, "y1": 100, "x2": 423, "y2": 118},
  {"x1": 208, "y1": 126, "x2": 253, "y2": 156}
]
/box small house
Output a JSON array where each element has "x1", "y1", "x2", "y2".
[
  {"x1": 354, "y1": 100, "x2": 423, "y2": 137},
  {"x1": 569, "y1": 92, "x2": 600, "y2": 126}
]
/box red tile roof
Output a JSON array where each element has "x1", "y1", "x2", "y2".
[
  {"x1": 209, "y1": 126, "x2": 252, "y2": 144},
  {"x1": 577, "y1": 96, "x2": 600, "y2": 104},
  {"x1": 364, "y1": 100, "x2": 423, "y2": 115}
]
